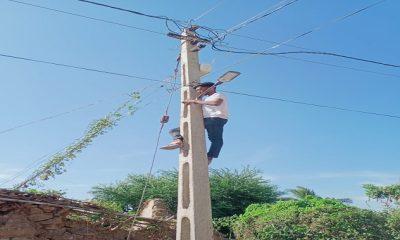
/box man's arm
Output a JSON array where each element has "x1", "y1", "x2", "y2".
[{"x1": 183, "y1": 98, "x2": 223, "y2": 106}]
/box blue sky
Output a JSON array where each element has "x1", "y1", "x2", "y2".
[{"x1": 0, "y1": 0, "x2": 399, "y2": 209}]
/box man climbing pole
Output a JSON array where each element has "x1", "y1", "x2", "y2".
[{"x1": 160, "y1": 82, "x2": 229, "y2": 165}]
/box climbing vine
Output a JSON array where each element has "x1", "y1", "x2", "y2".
[{"x1": 17, "y1": 92, "x2": 141, "y2": 189}]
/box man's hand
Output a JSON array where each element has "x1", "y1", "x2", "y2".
[
  {"x1": 182, "y1": 99, "x2": 199, "y2": 104},
  {"x1": 182, "y1": 98, "x2": 223, "y2": 106}
]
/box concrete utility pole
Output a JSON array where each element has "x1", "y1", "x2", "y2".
[{"x1": 176, "y1": 28, "x2": 214, "y2": 240}]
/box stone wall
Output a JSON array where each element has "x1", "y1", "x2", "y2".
[
  {"x1": 0, "y1": 189, "x2": 176, "y2": 240},
  {"x1": 0, "y1": 200, "x2": 129, "y2": 240},
  {"x1": 0, "y1": 190, "x2": 223, "y2": 240}
]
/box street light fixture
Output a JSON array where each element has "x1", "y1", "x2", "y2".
[{"x1": 216, "y1": 71, "x2": 241, "y2": 85}]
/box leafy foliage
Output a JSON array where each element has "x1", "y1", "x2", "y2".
[
  {"x1": 210, "y1": 167, "x2": 280, "y2": 218},
  {"x1": 233, "y1": 196, "x2": 390, "y2": 240},
  {"x1": 213, "y1": 215, "x2": 238, "y2": 239},
  {"x1": 17, "y1": 92, "x2": 140, "y2": 189},
  {"x1": 91, "y1": 167, "x2": 279, "y2": 218},
  {"x1": 364, "y1": 183, "x2": 400, "y2": 207},
  {"x1": 285, "y1": 186, "x2": 352, "y2": 204},
  {"x1": 363, "y1": 183, "x2": 400, "y2": 239},
  {"x1": 91, "y1": 200, "x2": 125, "y2": 213},
  {"x1": 91, "y1": 170, "x2": 178, "y2": 213},
  {"x1": 387, "y1": 209, "x2": 400, "y2": 239},
  {"x1": 288, "y1": 186, "x2": 316, "y2": 199},
  {"x1": 25, "y1": 188, "x2": 66, "y2": 197}
]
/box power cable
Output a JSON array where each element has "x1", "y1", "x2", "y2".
[
  {"x1": 195, "y1": 0, "x2": 298, "y2": 43},
  {"x1": 263, "y1": 0, "x2": 387, "y2": 50},
  {"x1": 222, "y1": 0, "x2": 299, "y2": 38},
  {"x1": 0, "y1": 83, "x2": 166, "y2": 188},
  {"x1": 7, "y1": 83, "x2": 165, "y2": 189},
  {"x1": 274, "y1": 51, "x2": 400, "y2": 68},
  {"x1": 0, "y1": 93, "x2": 130, "y2": 136},
  {"x1": 227, "y1": 33, "x2": 400, "y2": 78},
  {"x1": 1, "y1": 97, "x2": 162, "y2": 188},
  {"x1": 1, "y1": 51, "x2": 398, "y2": 120},
  {"x1": 75, "y1": 0, "x2": 230, "y2": 38},
  {"x1": 126, "y1": 115, "x2": 165, "y2": 240},
  {"x1": 192, "y1": 0, "x2": 225, "y2": 22},
  {"x1": 1, "y1": 48, "x2": 398, "y2": 121},
  {"x1": 126, "y1": 57, "x2": 180, "y2": 240},
  {"x1": 230, "y1": 32, "x2": 310, "y2": 50},
  {"x1": 77, "y1": 0, "x2": 186, "y2": 23},
  {"x1": 5, "y1": 0, "x2": 166, "y2": 36},
  {"x1": 0, "y1": 52, "x2": 165, "y2": 83},
  {"x1": 212, "y1": 44, "x2": 400, "y2": 68},
  {"x1": 222, "y1": 90, "x2": 400, "y2": 119},
  {"x1": 208, "y1": 0, "x2": 388, "y2": 76},
  {"x1": 6, "y1": 92, "x2": 164, "y2": 189},
  {"x1": 0, "y1": 151, "x2": 62, "y2": 187},
  {"x1": 274, "y1": 54, "x2": 400, "y2": 79}
]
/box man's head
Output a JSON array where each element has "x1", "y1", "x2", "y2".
[{"x1": 194, "y1": 82, "x2": 216, "y2": 96}]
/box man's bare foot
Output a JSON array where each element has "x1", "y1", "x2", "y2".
[
  {"x1": 160, "y1": 139, "x2": 183, "y2": 150},
  {"x1": 207, "y1": 156, "x2": 213, "y2": 165}
]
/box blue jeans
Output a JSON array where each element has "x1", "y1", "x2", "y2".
[
  {"x1": 169, "y1": 117, "x2": 228, "y2": 158},
  {"x1": 204, "y1": 117, "x2": 228, "y2": 158}
]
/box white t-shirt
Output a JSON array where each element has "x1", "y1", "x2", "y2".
[{"x1": 202, "y1": 92, "x2": 229, "y2": 119}]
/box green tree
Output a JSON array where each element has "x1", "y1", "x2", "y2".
[
  {"x1": 364, "y1": 183, "x2": 400, "y2": 207},
  {"x1": 288, "y1": 186, "x2": 316, "y2": 199},
  {"x1": 286, "y1": 186, "x2": 352, "y2": 204},
  {"x1": 233, "y1": 196, "x2": 390, "y2": 240},
  {"x1": 91, "y1": 170, "x2": 178, "y2": 213},
  {"x1": 91, "y1": 167, "x2": 280, "y2": 218},
  {"x1": 363, "y1": 183, "x2": 400, "y2": 239},
  {"x1": 210, "y1": 167, "x2": 280, "y2": 218}
]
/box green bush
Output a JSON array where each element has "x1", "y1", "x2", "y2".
[
  {"x1": 91, "y1": 170, "x2": 178, "y2": 212},
  {"x1": 233, "y1": 196, "x2": 390, "y2": 240},
  {"x1": 91, "y1": 167, "x2": 279, "y2": 218},
  {"x1": 387, "y1": 209, "x2": 400, "y2": 239},
  {"x1": 213, "y1": 215, "x2": 238, "y2": 239},
  {"x1": 210, "y1": 167, "x2": 279, "y2": 218}
]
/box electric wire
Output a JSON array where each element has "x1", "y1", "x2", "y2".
[
  {"x1": 5, "y1": 0, "x2": 166, "y2": 36},
  {"x1": 77, "y1": 0, "x2": 186, "y2": 23},
  {"x1": 13, "y1": 0, "x2": 384, "y2": 76},
  {"x1": 7, "y1": 0, "x2": 392, "y2": 72},
  {"x1": 227, "y1": 33, "x2": 400, "y2": 78},
  {"x1": 0, "y1": 92, "x2": 129, "y2": 136},
  {"x1": 193, "y1": 0, "x2": 299, "y2": 43},
  {"x1": 126, "y1": 57, "x2": 180, "y2": 240},
  {"x1": 275, "y1": 51, "x2": 400, "y2": 68},
  {"x1": 0, "y1": 150, "x2": 63, "y2": 187},
  {"x1": 192, "y1": 0, "x2": 225, "y2": 22},
  {"x1": 75, "y1": 0, "x2": 230, "y2": 38},
  {"x1": 0, "y1": 84, "x2": 167, "y2": 188},
  {"x1": 264, "y1": 0, "x2": 387, "y2": 50},
  {"x1": 230, "y1": 32, "x2": 310, "y2": 50},
  {"x1": 273, "y1": 54, "x2": 400, "y2": 79},
  {"x1": 1, "y1": 51, "x2": 398, "y2": 120},
  {"x1": 0, "y1": 53, "x2": 165, "y2": 83},
  {"x1": 7, "y1": 83, "x2": 165, "y2": 189},
  {"x1": 209, "y1": 0, "x2": 388, "y2": 76},
  {"x1": 222, "y1": 90, "x2": 400, "y2": 119},
  {"x1": 212, "y1": 44, "x2": 400, "y2": 68},
  {"x1": 222, "y1": 0, "x2": 299, "y2": 38}
]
